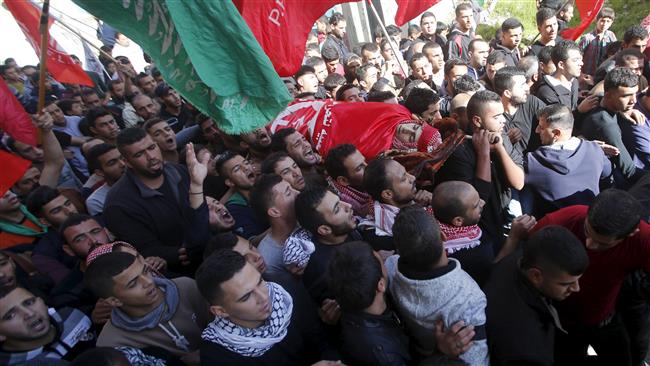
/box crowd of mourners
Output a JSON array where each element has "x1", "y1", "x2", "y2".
[{"x1": 2, "y1": 0, "x2": 650, "y2": 365}]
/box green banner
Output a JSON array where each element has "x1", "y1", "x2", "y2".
[{"x1": 72, "y1": 0, "x2": 291, "y2": 134}]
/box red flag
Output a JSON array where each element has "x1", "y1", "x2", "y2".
[
  {"x1": 5, "y1": 0, "x2": 94, "y2": 86},
  {"x1": 395, "y1": 0, "x2": 441, "y2": 27},
  {"x1": 0, "y1": 150, "x2": 31, "y2": 197},
  {"x1": 232, "y1": 0, "x2": 358, "y2": 77},
  {"x1": 560, "y1": 0, "x2": 605, "y2": 41},
  {"x1": 0, "y1": 79, "x2": 37, "y2": 146}
]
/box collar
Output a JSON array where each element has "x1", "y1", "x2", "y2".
[
  {"x1": 398, "y1": 257, "x2": 457, "y2": 280},
  {"x1": 548, "y1": 136, "x2": 581, "y2": 150},
  {"x1": 126, "y1": 164, "x2": 181, "y2": 199}
]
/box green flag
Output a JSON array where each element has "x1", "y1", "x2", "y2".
[{"x1": 72, "y1": 0, "x2": 291, "y2": 134}]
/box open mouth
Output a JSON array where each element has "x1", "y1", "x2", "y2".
[
  {"x1": 247, "y1": 171, "x2": 256, "y2": 180},
  {"x1": 218, "y1": 209, "x2": 234, "y2": 224},
  {"x1": 29, "y1": 318, "x2": 47, "y2": 332}
]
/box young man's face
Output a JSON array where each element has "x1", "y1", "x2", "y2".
[
  {"x1": 138, "y1": 76, "x2": 157, "y2": 95},
  {"x1": 537, "y1": 268, "x2": 582, "y2": 301},
  {"x1": 110, "y1": 256, "x2": 163, "y2": 310},
  {"x1": 0, "y1": 254, "x2": 17, "y2": 288},
  {"x1": 502, "y1": 27, "x2": 523, "y2": 49},
  {"x1": 41, "y1": 195, "x2": 78, "y2": 228},
  {"x1": 97, "y1": 148, "x2": 126, "y2": 184},
  {"x1": 223, "y1": 155, "x2": 256, "y2": 190},
  {"x1": 331, "y1": 20, "x2": 347, "y2": 39},
  {"x1": 384, "y1": 160, "x2": 417, "y2": 206},
  {"x1": 212, "y1": 262, "x2": 271, "y2": 328},
  {"x1": 206, "y1": 196, "x2": 235, "y2": 231},
  {"x1": 469, "y1": 42, "x2": 490, "y2": 68},
  {"x1": 341, "y1": 149, "x2": 367, "y2": 189},
  {"x1": 62, "y1": 219, "x2": 110, "y2": 259},
  {"x1": 411, "y1": 58, "x2": 433, "y2": 81},
  {"x1": 240, "y1": 128, "x2": 271, "y2": 151},
  {"x1": 476, "y1": 101, "x2": 506, "y2": 132},
  {"x1": 232, "y1": 236, "x2": 266, "y2": 274},
  {"x1": 446, "y1": 65, "x2": 469, "y2": 85},
  {"x1": 538, "y1": 16, "x2": 558, "y2": 43},
  {"x1": 420, "y1": 15, "x2": 437, "y2": 36},
  {"x1": 424, "y1": 46, "x2": 445, "y2": 73},
  {"x1": 273, "y1": 157, "x2": 305, "y2": 191},
  {"x1": 111, "y1": 81, "x2": 125, "y2": 99},
  {"x1": 561, "y1": 49, "x2": 583, "y2": 79},
  {"x1": 148, "y1": 121, "x2": 177, "y2": 152},
  {"x1": 162, "y1": 89, "x2": 182, "y2": 109},
  {"x1": 421, "y1": 102, "x2": 442, "y2": 123},
  {"x1": 395, "y1": 122, "x2": 423, "y2": 146},
  {"x1": 122, "y1": 135, "x2": 165, "y2": 178},
  {"x1": 269, "y1": 180, "x2": 300, "y2": 220},
  {"x1": 44, "y1": 103, "x2": 66, "y2": 126},
  {"x1": 83, "y1": 93, "x2": 102, "y2": 109},
  {"x1": 506, "y1": 74, "x2": 530, "y2": 105},
  {"x1": 604, "y1": 85, "x2": 639, "y2": 113},
  {"x1": 90, "y1": 114, "x2": 120, "y2": 142},
  {"x1": 341, "y1": 87, "x2": 364, "y2": 103},
  {"x1": 0, "y1": 191, "x2": 21, "y2": 214},
  {"x1": 284, "y1": 132, "x2": 319, "y2": 168},
  {"x1": 457, "y1": 9, "x2": 473, "y2": 32},
  {"x1": 362, "y1": 49, "x2": 383, "y2": 69},
  {"x1": 625, "y1": 37, "x2": 648, "y2": 54},
  {"x1": 313, "y1": 63, "x2": 328, "y2": 84},
  {"x1": 297, "y1": 73, "x2": 319, "y2": 93},
  {"x1": 0, "y1": 288, "x2": 51, "y2": 345},
  {"x1": 595, "y1": 17, "x2": 613, "y2": 33},
  {"x1": 535, "y1": 115, "x2": 558, "y2": 146},
  {"x1": 316, "y1": 191, "x2": 356, "y2": 236},
  {"x1": 459, "y1": 187, "x2": 484, "y2": 226},
  {"x1": 14, "y1": 167, "x2": 41, "y2": 197},
  {"x1": 200, "y1": 118, "x2": 220, "y2": 144}
]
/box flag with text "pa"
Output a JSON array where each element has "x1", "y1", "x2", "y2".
[
  {"x1": 5, "y1": 0, "x2": 94, "y2": 87},
  {"x1": 72, "y1": 0, "x2": 292, "y2": 134}
]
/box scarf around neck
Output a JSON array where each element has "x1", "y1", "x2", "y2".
[
  {"x1": 202, "y1": 282, "x2": 293, "y2": 357},
  {"x1": 111, "y1": 277, "x2": 179, "y2": 332},
  {"x1": 283, "y1": 227, "x2": 315, "y2": 269},
  {"x1": 438, "y1": 221, "x2": 482, "y2": 254},
  {"x1": 329, "y1": 177, "x2": 372, "y2": 216},
  {"x1": 371, "y1": 201, "x2": 401, "y2": 237},
  {"x1": 0, "y1": 205, "x2": 47, "y2": 237}
]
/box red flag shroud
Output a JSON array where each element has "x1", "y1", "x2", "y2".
[
  {"x1": 5, "y1": 0, "x2": 94, "y2": 86},
  {"x1": 394, "y1": 0, "x2": 442, "y2": 26},
  {"x1": 269, "y1": 100, "x2": 414, "y2": 159},
  {"x1": 0, "y1": 79, "x2": 38, "y2": 147},
  {"x1": 560, "y1": 0, "x2": 605, "y2": 41},
  {"x1": 232, "y1": 0, "x2": 358, "y2": 77},
  {"x1": 0, "y1": 150, "x2": 31, "y2": 197}
]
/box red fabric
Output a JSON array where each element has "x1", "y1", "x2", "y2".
[
  {"x1": 0, "y1": 150, "x2": 31, "y2": 197},
  {"x1": 232, "y1": 0, "x2": 359, "y2": 77},
  {"x1": 5, "y1": 0, "x2": 93, "y2": 86},
  {"x1": 560, "y1": 0, "x2": 605, "y2": 41},
  {"x1": 394, "y1": 0, "x2": 441, "y2": 26},
  {"x1": 531, "y1": 205, "x2": 650, "y2": 326},
  {"x1": 0, "y1": 79, "x2": 37, "y2": 146}
]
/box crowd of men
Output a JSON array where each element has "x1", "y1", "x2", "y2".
[{"x1": 2, "y1": 0, "x2": 650, "y2": 365}]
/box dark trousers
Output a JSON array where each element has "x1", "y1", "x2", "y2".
[{"x1": 555, "y1": 313, "x2": 632, "y2": 366}]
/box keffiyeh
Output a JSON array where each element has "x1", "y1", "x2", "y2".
[
  {"x1": 202, "y1": 282, "x2": 293, "y2": 357},
  {"x1": 438, "y1": 222, "x2": 483, "y2": 254},
  {"x1": 282, "y1": 227, "x2": 315, "y2": 269}
]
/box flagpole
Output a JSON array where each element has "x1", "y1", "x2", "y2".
[
  {"x1": 37, "y1": 0, "x2": 50, "y2": 115},
  {"x1": 365, "y1": 0, "x2": 408, "y2": 78}
]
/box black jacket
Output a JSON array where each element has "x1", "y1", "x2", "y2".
[
  {"x1": 492, "y1": 43, "x2": 520, "y2": 67},
  {"x1": 485, "y1": 253, "x2": 562, "y2": 366},
  {"x1": 339, "y1": 309, "x2": 411, "y2": 366},
  {"x1": 534, "y1": 75, "x2": 579, "y2": 110}
]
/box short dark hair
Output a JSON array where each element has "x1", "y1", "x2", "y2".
[
  {"x1": 328, "y1": 241, "x2": 382, "y2": 311},
  {"x1": 537, "y1": 104, "x2": 573, "y2": 130},
  {"x1": 588, "y1": 189, "x2": 641, "y2": 239},
  {"x1": 321, "y1": 47, "x2": 340, "y2": 62},
  {"x1": 444, "y1": 59, "x2": 468, "y2": 77},
  {"x1": 420, "y1": 12, "x2": 436, "y2": 23},
  {"x1": 521, "y1": 226, "x2": 589, "y2": 276},
  {"x1": 59, "y1": 213, "x2": 96, "y2": 237},
  {"x1": 422, "y1": 41, "x2": 441, "y2": 54},
  {"x1": 116, "y1": 127, "x2": 148, "y2": 155},
  {"x1": 356, "y1": 63, "x2": 377, "y2": 82},
  {"x1": 597, "y1": 7, "x2": 615, "y2": 20},
  {"x1": 466, "y1": 89, "x2": 502, "y2": 123},
  {"x1": 325, "y1": 144, "x2": 357, "y2": 180},
  {"x1": 196, "y1": 249, "x2": 247, "y2": 304},
  {"x1": 623, "y1": 25, "x2": 649, "y2": 45},
  {"x1": 363, "y1": 158, "x2": 392, "y2": 201},
  {"x1": 107, "y1": 79, "x2": 124, "y2": 93},
  {"x1": 494, "y1": 66, "x2": 525, "y2": 95},
  {"x1": 270, "y1": 127, "x2": 296, "y2": 152},
  {"x1": 537, "y1": 46, "x2": 553, "y2": 64},
  {"x1": 26, "y1": 186, "x2": 60, "y2": 218},
  {"x1": 408, "y1": 24, "x2": 421, "y2": 37},
  {"x1": 453, "y1": 74, "x2": 482, "y2": 94},
  {"x1": 455, "y1": 2, "x2": 472, "y2": 16},
  {"x1": 0, "y1": 285, "x2": 22, "y2": 300},
  {"x1": 135, "y1": 72, "x2": 153, "y2": 86},
  {"x1": 501, "y1": 18, "x2": 523, "y2": 32},
  {"x1": 393, "y1": 205, "x2": 443, "y2": 272},
  {"x1": 551, "y1": 41, "x2": 581, "y2": 65},
  {"x1": 87, "y1": 143, "x2": 117, "y2": 172},
  {"x1": 304, "y1": 56, "x2": 325, "y2": 68},
  {"x1": 604, "y1": 67, "x2": 639, "y2": 92},
  {"x1": 85, "y1": 107, "x2": 112, "y2": 129},
  {"x1": 404, "y1": 87, "x2": 440, "y2": 116},
  {"x1": 294, "y1": 65, "x2": 316, "y2": 81},
  {"x1": 203, "y1": 232, "x2": 239, "y2": 260},
  {"x1": 334, "y1": 83, "x2": 355, "y2": 101},
  {"x1": 361, "y1": 42, "x2": 380, "y2": 55},
  {"x1": 386, "y1": 24, "x2": 401, "y2": 38},
  {"x1": 324, "y1": 73, "x2": 346, "y2": 93},
  {"x1": 213, "y1": 150, "x2": 241, "y2": 178},
  {"x1": 250, "y1": 173, "x2": 284, "y2": 221},
  {"x1": 615, "y1": 48, "x2": 644, "y2": 67},
  {"x1": 367, "y1": 90, "x2": 396, "y2": 102},
  {"x1": 409, "y1": 53, "x2": 428, "y2": 69},
  {"x1": 84, "y1": 252, "x2": 137, "y2": 298},
  {"x1": 295, "y1": 185, "x2": 328, "y2": 235},
  {"x1": 329, "y1": 12, "x2": 346, "y2": 26},
  {"x1": 518, "y1": 55, "x2": 539, "y2": 82},
  {"x1": 57, "y1": 99, "x2": 79, "y2": 115},
  {"x1": 81, "y1": 88, "x2": 98, "y2": 99},
  {"x1": 486, "y1": 50, "x2": 507, "y2": 66},
  {"x1": 142, "y1": 117, "x2": 167, "y2": 133},
  {"x1": 536, "y1": 7, "x2": 556, "y2": 26},
  {"x1": 261, "y1": 151, "x2": 291, "y2": 175}
]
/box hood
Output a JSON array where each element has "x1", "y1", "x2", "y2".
[{"x1": 529, "y1": 140, "x2": 586, "y2": 175}]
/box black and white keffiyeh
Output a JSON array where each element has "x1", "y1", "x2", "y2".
[
  {"x1": 202, "y1": 282, "x2": 293, "y2": 357},
  {"x1": 282, "y1": 227, "x2": 315, "y2": 269}
]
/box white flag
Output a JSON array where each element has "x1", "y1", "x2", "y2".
[{"x1": 82, "y1": 39, "x2": 104, "y2": 76}]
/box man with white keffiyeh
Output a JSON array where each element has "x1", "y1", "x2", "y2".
[{"x1": 196, "y1": 250, "x2": 340, "y2": 365}]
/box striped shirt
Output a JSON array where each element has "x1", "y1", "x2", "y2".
[{"x1": 578, "y1": 30, "x2": 617, "y2": 76}]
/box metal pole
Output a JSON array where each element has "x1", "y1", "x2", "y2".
[{"x1": 366, "y1": 0, "x2": 408, "y2": 78}]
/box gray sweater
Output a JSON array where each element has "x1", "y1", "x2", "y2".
[{"x1": 385, "y1": 256, "x2": 489, "y2": 366}]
